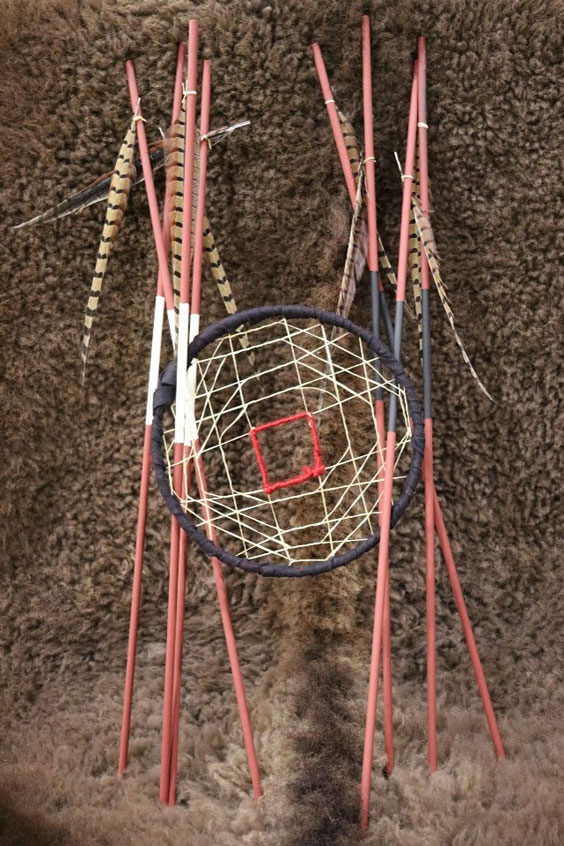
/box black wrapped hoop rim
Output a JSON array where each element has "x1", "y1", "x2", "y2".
[{"x1": 152, "y1": 304, "x2": 425, "y2": 577}]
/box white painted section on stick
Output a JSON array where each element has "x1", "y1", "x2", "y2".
[
  {"x1": 166, "y1": 308, "x2": 176, "y2": 353},
  {"x1": 174, "y1": 302, "x2": 190, "y2": 444},
  {"x1": 184, "y1": 313, "x2": 200, "y2": 446},
  {"x1": 145, "y1": 295, "x2": 165, "y2": 425}
]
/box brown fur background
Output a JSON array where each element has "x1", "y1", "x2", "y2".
[{"x1": 1, "y1": 0, "x2": 563, "y2": 843}]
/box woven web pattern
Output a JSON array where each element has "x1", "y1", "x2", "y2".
[{"x1": 163, "y1": 317, "x2": 412, "y2": 567}]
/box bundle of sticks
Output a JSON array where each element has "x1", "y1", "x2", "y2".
[
  {"x1": 310, "y1": 23, "x2": 506, "y2": 832},
  {"x1": 14, "y1": 15, "x2": 507, "y2": 834},
  {"x1": 120, "y1": 20, "x2": 506, "y2": 826}
]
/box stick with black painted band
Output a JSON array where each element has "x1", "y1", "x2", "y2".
[
  {"x1": 361, "y1": 14, "x2": 395, "y2": 779},
  {"x1": 118, "y1": 41, "x2": 186, "y2": 779},
  {"x1": 360, "y1": 62, "x2": 419, "y2": 835},
  {"x1": 416, "y1": 36, "x2": 505, "y2": 767}
]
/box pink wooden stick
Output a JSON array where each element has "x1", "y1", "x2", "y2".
[
  {"x1": 160, "y1": 19, "x2": 199, "y2": 804},
  {"x1": 168, "y1": 57, "x2": 213, "y2": 805},
  {"x1": 313, "y1": 37, "x2": 394, "y2": 768},
  {"x1": 361, "y1": 17, "x2": 378, "y2": 274},
  {"x1": 432, "y1": 485, "x2": 505, "y2": 758},
  {"x1": 192, "y1": 448, "x2": 263, "y2": 798},
  {"x1": 311, "y1": 43, "x2": 357, "y2": 206},
  {"x1": 416, "y1": 35, "x2": 504, "y2": 762},
  {"x1": 118, "y1": 43, "x2": 186, "y2": 777},
  {"x1": 416, "y1": 36, "x2": 438, "y2": 772},
  {"x1": 168, "y1": 57, "x2": 262, "y2": 802},
  {"x1": 360, "y1": 65, "x2": 419, "y2": 835},
  {"x1": 361, "y1": 14, "x2": 394, "y2": 775},
  {"x1": 125, "y1": 63, "x2": 175, "y2": 312}
]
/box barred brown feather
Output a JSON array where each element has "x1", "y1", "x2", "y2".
[
  {"x1": 412, "y1": 198, "x2": 493, "y2": 400},
  {"x1": 81, "y1": 116, "x2": 137, "y2": 378},
  {"x1": 336, "y1": 170, "x2": 367, "y2": 319},
  {"x1": 336, "y1": 108, "x2": 414, "y2": 320},
  {"x1": 408, "y1": 159, "x2": 424, "y2": 357}
]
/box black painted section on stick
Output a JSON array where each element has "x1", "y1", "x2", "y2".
[
  {"x1": 422, "y1": 288, "x2": 433, "y2": 420},
  {"x1": 370, "y1": 270, "x2": 383, "y2": 402}
]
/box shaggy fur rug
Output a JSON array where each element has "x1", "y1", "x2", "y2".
[{"x1": 1, "y1": 1, "x2": 563, "y2": 843}]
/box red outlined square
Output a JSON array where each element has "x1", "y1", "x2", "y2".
[{"x1": 249, "y1": 411, "x2": 325, "y2": 495}]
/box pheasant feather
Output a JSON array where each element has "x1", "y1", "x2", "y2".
[
  {"x1": 12, "y1": 141, "x2": 164, "y2": 230},
  {"x1": 412, "y1": 197, "x2": 493, "y2": 400},
  {"x1": 202, "y1": 218, "x2": 255, "y2": 366},
  {"x1": 15, "y1": 117, "x2": 254, "y2": 365},
  {"x1": 12, "y1": 122, "x2": 250, "y2": 231},
  {"x1": 336, "y1": 108, "x2": 414, "y2": 320},
  {"x1": 337, "y1": 108, "x2": 362, "y2": 185},
  {"x1": 336, "y1": 169, "x2": 367, "y2": 318},
  {"x1": 164, "y1": 99, "x2": 192, "y2": 331},
  {"x1": 408, "y1": 159, "x2": 424, "y2": 357},
  {"x1": 81, "y1": 114, "x2": 138, "y2": 377}
]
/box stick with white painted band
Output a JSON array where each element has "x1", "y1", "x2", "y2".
[
  {"x1": 167, "y1": 57, "x2": 207, "y2": 797},
  {"x1": 167, "y1": 58, "x2": 262, "y2": 804},
  {"x1": 118, "y1": 42, "x2": 186, "y2": 778},
  {"x1": 159, "y1": 20, "x2": 199, "y2": 805}
]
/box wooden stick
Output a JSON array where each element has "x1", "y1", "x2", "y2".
[
  {"x1": 313, "y1": 34, "x2": 395, "y2": 774},
  {"x1": 416, "y1": 35, "x2": 505, "y2": 763},
  {"x1": 415, "y1": 35, "x2": 438, "y2": 772},
  {"x1": 432, "y1": 486, "x2": 505, "y2": 758},
  {"x1": 118, "y1": 42, "x2": 186, "y2": 777},
  {"x1": 360, "y1": 64, "x2": 419, "y2": 835},
  {"x1": 361, "y1": 14, "x2": 394, "y2": 776},
  {"x1": 171, "y1": 57, "x2": 263, "y2": 802},
  {"x1": 159, "y1": 19, "x2": 199, "y2": 805},
  {"x1": 167, "y1": 56, "x2": 212, "y2": 805},
  {"x1": 311, "y1": 41, "x2": 394, "y2": 349}
]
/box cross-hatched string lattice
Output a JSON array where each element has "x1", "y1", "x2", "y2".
[{"x1": 152, "y1": 305, "x2": 424, "y2": 577}]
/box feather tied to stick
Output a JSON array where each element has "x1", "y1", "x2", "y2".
[
  {"x1": 411, "y1": 197, "x2": 493, "y2": 401},
  {"x1": 335, "y1": 168, "x2": 367, "y2": 319},
  {"x1": 408, "y1": 156, "x2": 424, "y2": 357},
  {"x1": 335, "y1": 107, "x2": 414, "y2": 319},
  {"x1": 14, "y1": 116, "x2": 255, "y2": 363},
  {"x1": 164, "y1": 96, "x2": 192, "y2": 331},
  {"x1": 81, "y1": 112, "x2": 138, "y2": 378}
]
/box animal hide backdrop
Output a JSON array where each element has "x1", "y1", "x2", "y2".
[{"x1": 1, "y1": 1, "x2": 563, "y2": 844}]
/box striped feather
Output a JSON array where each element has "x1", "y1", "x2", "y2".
[
  {"x1": 408, "y1": 158, "x2": 424, "y2": 357},
  {"x1": 164, "y1": 111, "x2": 254, "y2": 363},
  {"x1": 336, "y1": 108, "x2": 414, "y2": 320},
  {"x1": 12, "y1": 118, "x2": 250, "y2": 232},
  {"x1": 202, "y1": 218, "x2": 255, "y2": 366},
  {"x1": 337, "y1": 108, "x2": 362, "y2": 185},
  {"x1": 13, "y1": 141, "x2": 164, "y2": 230},
  {"x1": 81, "y1": 116, "x2": 137, "y2": 377},
  {"x1": 336, "y1": 169, "x2": 367, "y2": 318},
  {"x1": 412, "y1": 197, "x2": 493, "y2": 400},
  {"x1": 164, "y1": 100, "x2": 192, "y2": 334}
]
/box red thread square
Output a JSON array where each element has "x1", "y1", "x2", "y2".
[{"x1": 249, "y1": 411, "x2": 325, "y2": 495}]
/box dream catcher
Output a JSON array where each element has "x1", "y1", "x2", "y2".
[
  {"x1": 152, "y1": 305, "x2": 423, "y2": 577},
  {"x1": 14, "y1": 14, "x2": 506, "y2": 834}
]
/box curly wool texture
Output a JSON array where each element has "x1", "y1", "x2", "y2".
[{"x1": 0, "y1": 1, "x2": 563, "y2": 844}]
